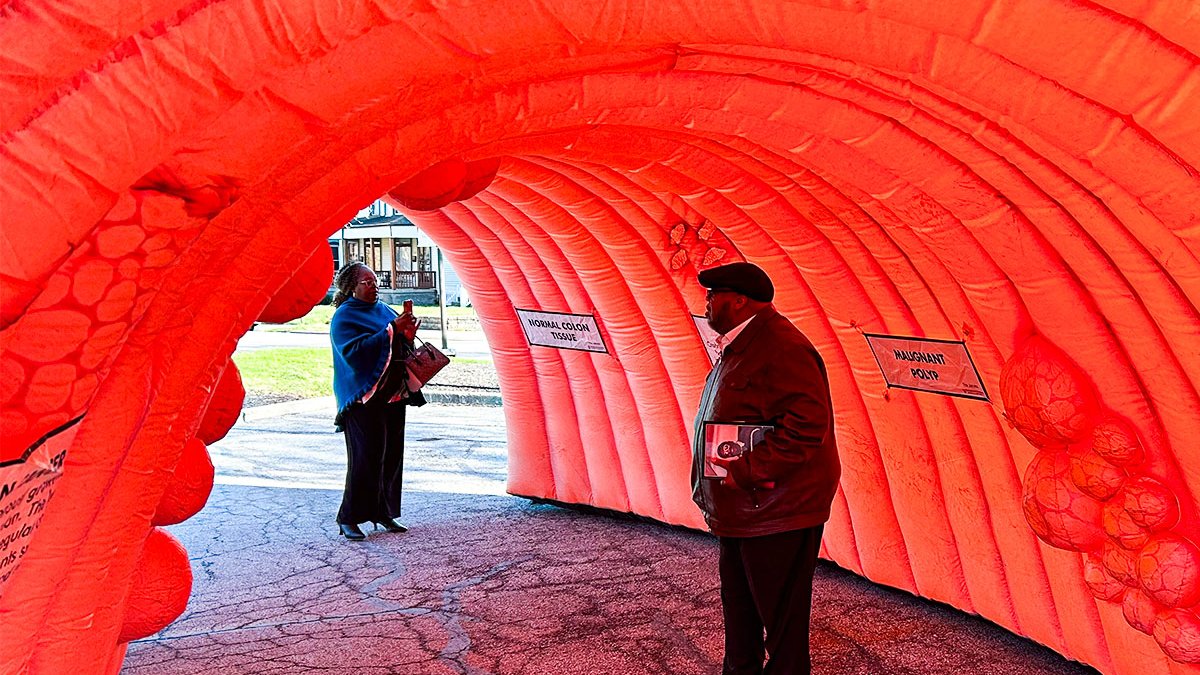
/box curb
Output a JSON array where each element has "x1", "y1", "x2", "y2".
[{"x1": 424, "y1": 391, "x2": 502, "y2": 407}]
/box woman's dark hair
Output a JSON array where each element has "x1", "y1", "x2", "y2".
[{"x1": 332, "y1": 262, "x2": 370, "y2": 307}]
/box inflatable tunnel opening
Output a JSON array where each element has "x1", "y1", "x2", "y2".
[{"x1": 3, "y1": 3, "x2": 1200, "y2": 673}]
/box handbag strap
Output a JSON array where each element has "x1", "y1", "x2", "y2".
[{"x1": 410, "y1": 335, "x2": 451, "y2": 363}]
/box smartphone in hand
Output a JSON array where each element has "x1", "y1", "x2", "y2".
[{"x1": 403, "y1": 299, "x2": 413, "y2": 314}]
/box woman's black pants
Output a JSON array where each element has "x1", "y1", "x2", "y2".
[{"x1": 337, "y1": 402, "x2": 406, "y2": 525}]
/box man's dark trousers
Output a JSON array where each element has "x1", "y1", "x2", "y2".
[{"x1": 719, "y1": 524, "x2": 824, "y2": 675}]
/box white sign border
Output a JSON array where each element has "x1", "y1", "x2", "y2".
[
  {"x1": 863, "y1": 333, "x2": 990, "y2": 402},
  {"x1": 515, "y1": 308, "x2": 609, "y2": 355}
]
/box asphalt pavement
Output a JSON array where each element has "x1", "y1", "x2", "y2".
[{"x1": 119, "y1": 403, "x2": 1099, "y2": 675}]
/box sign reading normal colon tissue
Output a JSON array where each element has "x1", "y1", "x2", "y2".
[
  {"x1": 864, "y1": 334, "x2": 989, "y2": 401},
  {"x1": 0, "y1": 416, "x2": 81, "y2": 592},
  {"x1": 516, "y1": 309, "x2": 608, "y2": 354}
]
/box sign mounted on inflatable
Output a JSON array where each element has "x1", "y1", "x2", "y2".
[
  {"x1": 516, "y1": 309, "x2": 607, "y2": 354},
  {"x1": 0, "y1": 416, "x2": 81, "y2": 593},
  {"x1": 864, "y1": 334, "x2": 989, "y2": 401}
]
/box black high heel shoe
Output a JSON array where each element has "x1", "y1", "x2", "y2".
[
  {"x1": 338, "y1": 523, "x2": 366, "y2": 540},
  {"x1": 372, "y1": 519, "x2": 408, "y2": 533}
]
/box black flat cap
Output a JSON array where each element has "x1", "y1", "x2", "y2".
[{"x1": 698, "y1": 262, "x2": 774, "y2": 302}]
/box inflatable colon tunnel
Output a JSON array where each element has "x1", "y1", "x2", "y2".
[{"x1": 1, "y1": 1, "x2": 1199, "y2": 673}]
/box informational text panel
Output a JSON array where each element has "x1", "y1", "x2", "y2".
[
  {"x1": 516, "y1": 309, "x2": 608, "y2": 354},
  {"x1": 864, "y1": 334, "x2": 988, "y2": 401}
]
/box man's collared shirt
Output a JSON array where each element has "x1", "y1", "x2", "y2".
[{"x1": 715, "y1": 313, "x2": 757, "y2": 356}]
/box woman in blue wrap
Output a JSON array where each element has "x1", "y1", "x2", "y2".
[{"x1": 329, "y1": 262, "x2": 424, "y2": 541}]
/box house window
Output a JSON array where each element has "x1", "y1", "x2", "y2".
[
  {"x1": 394, "y1": 240, "x2": 413, "y2": 271},
  {"x1": 329, "y1": 242, "x2": 340, "y2": 269},
  {"x1": 416, "y1": 246, "x2": 433, "y2": 271},
  {"x1": 364, "y1": 238, "x2": 383, "y2": 271}
]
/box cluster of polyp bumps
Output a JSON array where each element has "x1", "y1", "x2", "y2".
[{"x1": 1001, "y1": 335, "x2": 1199, "y2": 661}]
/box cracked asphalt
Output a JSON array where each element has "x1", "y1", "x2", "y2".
[{"x1": 121, "y1": 404, "x2": 1098, "y2": 674}]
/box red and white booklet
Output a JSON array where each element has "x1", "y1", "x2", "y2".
[{"x1": 701, "y1": 421, "x2": 773, "y2": 479}]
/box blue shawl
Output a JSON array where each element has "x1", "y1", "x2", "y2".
[{"x1": 330, "y1": 298, "x2": 399, "y2": 419}]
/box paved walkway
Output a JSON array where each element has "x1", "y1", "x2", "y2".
[{"x1": 121, "y1": 404, "x2": 1098, "y2": 674}]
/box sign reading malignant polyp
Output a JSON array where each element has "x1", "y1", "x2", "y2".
[
  {"x1": 864, "y1": 334, "x2": 989, "y2": 401},
  {"x1": 516, "y1": 309, "x2": 608, "y2": 354}
]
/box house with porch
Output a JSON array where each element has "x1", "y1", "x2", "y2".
[{"x1": 329, "y1": 200, "x2": 467, "y2": 306}]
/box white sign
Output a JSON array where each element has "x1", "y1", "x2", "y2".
[
  {"x1": 0, "y1": 416, "x2": 81, "y2": 593},
  {"x1": 516, "y1": 309, "x2": 608, "y2": 354},
  {"x1": 692, "y1": 315, "x2": 721, "y2": 366},
  {"x1": 864, "y1": 334, "x2": 988, "y2": 401}
]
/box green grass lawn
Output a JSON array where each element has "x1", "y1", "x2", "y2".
[
  {"x1": 234, "y1": 347, "x2": 493, "y2": 400},
  {"x1": 233, "y1": 348, "x2": 334, "y2": 399}
]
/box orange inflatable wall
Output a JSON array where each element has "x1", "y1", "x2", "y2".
[{"x1": 2, "y1": 2, "x2": 1198, "y2": 673}]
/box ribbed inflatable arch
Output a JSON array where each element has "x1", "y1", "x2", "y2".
[{"x1": 3, "y1": 2, "x2": 1199, "y2": 673}]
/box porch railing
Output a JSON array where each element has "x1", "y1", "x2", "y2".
[{"x1": 387, "y1": 270, "x2": 437, "y2": 289}]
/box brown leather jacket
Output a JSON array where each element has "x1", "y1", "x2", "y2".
[{"x1": 691, "y1": 307, "x2": 840, "y2": 538}]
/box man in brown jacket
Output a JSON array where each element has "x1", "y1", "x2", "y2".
[{"x1": 692, "y1": 262, "x2": 841, "y2": 675}]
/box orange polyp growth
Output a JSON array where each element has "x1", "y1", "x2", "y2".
[
  {"x1": 196, "y1": 362, "x2": 244, "y2": 445},
  {"x1": 118, "y1": 528, "x2": 192, "y2": 643},
  {"x1": 257, "y1": 243, "x2": 334, "y2": 324},
  {"x1": 389, "y1": 158, "x2": 469, "y2": 211},
  {"x1": 152, "y1": 437, "x2": 215, "y2": 527}
]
